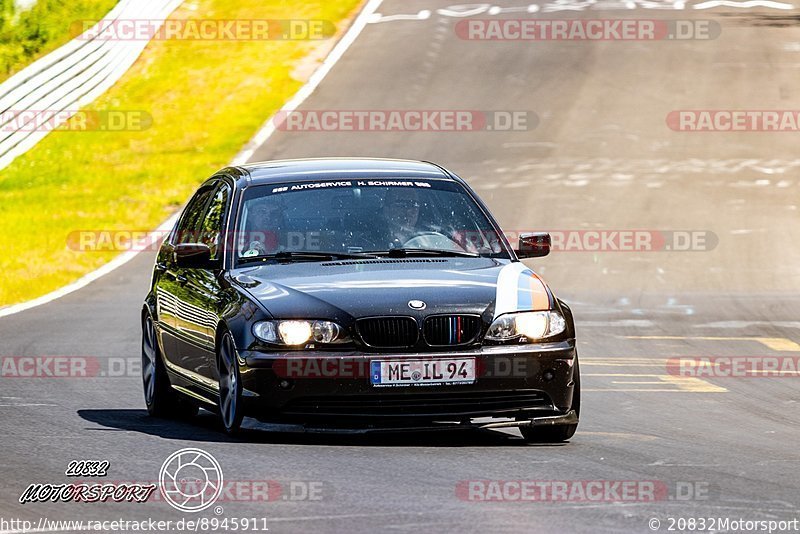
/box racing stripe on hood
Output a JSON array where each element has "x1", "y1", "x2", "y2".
[{"x1": 494, "y1": 262, "x2": 551, "y2": 318}]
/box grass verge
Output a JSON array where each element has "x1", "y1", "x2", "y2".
[
  {"x1": 0, "y1": 0, "x2": 362, "y2": 306},
  {"x1": 0, "y1": 0, "x2": 119, "y2": 82}
]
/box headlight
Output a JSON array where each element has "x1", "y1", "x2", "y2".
[
  {"x1": 485, "y1": 311, "x2": 566, "y2": 342},
  {"x1": 278, "y1": 321, "x2": 313, "y2": 345},
  {"x1": 253, "y1": 320, "x2": 348, "y2": 345}
]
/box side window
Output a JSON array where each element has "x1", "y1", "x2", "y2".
[
  {"x1": 199, "y1": 183, "x2": 230, "y2": 260},
  {"x1": 174, "y1": 186, "x2": 215, "y2": 245}
]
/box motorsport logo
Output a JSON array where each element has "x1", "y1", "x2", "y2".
[
  {"x1": 456, "y1": 19, "x2": 720, "y2": 40},
  {"x1": 159, "y1": 448, "x2": 223, "y2": 513},
  {"x1": 18, "y1": 449, "x2": 323, "y2": 509},
  {"x1": 273, "y1": 110, "x2": 537, "y2": 131},
  {"x1": 19, "y1": 460, "x2": 156, "y2": 504},
  {"x1": 156, "y1": 449, "x2": 323, "y2": 508}
]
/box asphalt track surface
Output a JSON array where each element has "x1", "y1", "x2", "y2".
[{"x1": 2, "y1": 0, "x2": 800, "y2": 532}]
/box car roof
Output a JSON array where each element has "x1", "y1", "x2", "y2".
[{"x1": 230, "y1": 158, "x2": 453, "y2": 186}]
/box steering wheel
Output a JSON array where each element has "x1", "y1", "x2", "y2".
[{"x1": 401, "y1": 231, "x2": 464, "y2": 251}]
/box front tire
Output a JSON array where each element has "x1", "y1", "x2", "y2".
[
  {"x1": 520, "y1": 357, "x2": 580, "y2": 443},
  {"x1": 217, "y1": 330, "x2": 244, "y2": 435},
  {"x1": 142, "y1": 313, "x2": 198, "y2": 418}
]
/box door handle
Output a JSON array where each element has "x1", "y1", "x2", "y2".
[{"x1": 176, "y1": 275, "x2": 188, "y2": 285}]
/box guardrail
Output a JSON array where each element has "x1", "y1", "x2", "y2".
[{"x1": 0, "y1": 0, "x2": 182, "y2": 172}]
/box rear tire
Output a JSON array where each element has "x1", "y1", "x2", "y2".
[
  {"x1": 521, "y1": 357, "x2": 580, "y2": 443},
  {"x1": 217, "y1": 330, "x2": 244, "y2": 435},
  {"x1": 142, "y1": 313, "x2": 198, "y2": 419}
]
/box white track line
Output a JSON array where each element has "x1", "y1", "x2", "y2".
[
  {"x1": 0, "y1": 214, "x2": 178, "y2": 319},
  {"x1": 0, "y1": 0, "x2": 383, "y2": 320}
]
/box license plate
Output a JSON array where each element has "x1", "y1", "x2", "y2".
[{"x1": 370, "y1": 358, "x2": 476, "y2": 387}]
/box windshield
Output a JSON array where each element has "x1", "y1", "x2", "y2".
[{"x1": 234, "y1": 179, "x2": 508, "y2": 262}]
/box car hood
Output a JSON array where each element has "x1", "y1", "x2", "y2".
[{"x1": 232, "y1": 258, "x2": 552, "y2": 322}]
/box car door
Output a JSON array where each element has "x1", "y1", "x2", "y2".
[
  {"x1": 176, "y1": 180, "x2": 232, "y2": 383},
  {"x1": 156, "y1": 184, "x2": 216, "y2": 374}
]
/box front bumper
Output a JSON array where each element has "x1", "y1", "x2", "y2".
[
  {"x1": 237, "y1": 340, "x2": 577, "y2": 426},
  {"x1": 478, "y1": 409, "x2": 578, "y2": 429}
]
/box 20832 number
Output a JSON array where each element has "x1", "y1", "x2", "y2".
[{"x1": 65, "y1": 460, "x2": 110, "y2": 477}]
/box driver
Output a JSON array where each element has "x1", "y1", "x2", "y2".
[
  {"x1": 241, "y1": 198, "x2": 285, "y2": 256},
  {"x1": 382, "y1": 187, "x2": 421, "y2": 248}
]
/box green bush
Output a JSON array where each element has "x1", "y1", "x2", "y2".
[{"x1": 0, "y1": 0, "x2": 118, "y2": 82}]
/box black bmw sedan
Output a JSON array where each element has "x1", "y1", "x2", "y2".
[{"x1": 141, "y1": 158, "x2": 579, "y2": 441}]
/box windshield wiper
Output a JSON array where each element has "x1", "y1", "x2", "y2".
[
  {"x1": 366, "y1": 248, "x2": 480, "y2": 258},
  {"x1": 238, "y1": 251, "x2": 379, "y2": 264}
]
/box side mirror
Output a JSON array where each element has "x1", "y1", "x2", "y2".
[
  {"x1": 174, "y1": 243, "x2": 213, "y2": 268},
  {"x1": 515, "y1": 232, "x2": 550, "y2": 258}
]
